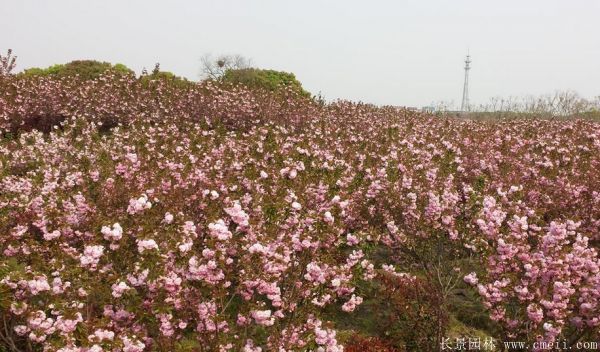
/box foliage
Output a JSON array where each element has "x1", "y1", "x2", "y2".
[
  {"x1": 138, "y1": 63, "x2": 194, "y2": 88},
  {"x1": 222, "y1": 68, "x2": 310, "y2": 97},
  {"x1": 20, "y1": 60, "x2": 134, "y2": 79},
  {"x1": 345, "y1": 334, "x2": 398, "y2": 352},
  {"x1": 200, "y1": 53, "x2": 252, "y2": 80},
  {"x1": 334, "y1": 272, "x2": 447, "y2": 351}
]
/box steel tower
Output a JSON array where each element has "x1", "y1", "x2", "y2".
[{"x1": 461, "y1": 54, "x2": 471, "y2": 112}]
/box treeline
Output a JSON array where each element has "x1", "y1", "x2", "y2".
[
  {"x1": 435, "y1": 91, "x2": 600, "y2": 119},
  {"x1": 6, "y1": 51, "x2": 310, "y2": 98},
  {"x1": 0, "y1": 50, "x2": 318, "y2": 135}
]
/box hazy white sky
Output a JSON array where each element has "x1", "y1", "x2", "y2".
[{"x1": 3, "y1": 0, "x2": 599, "y2": 107}]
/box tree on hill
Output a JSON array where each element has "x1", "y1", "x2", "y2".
[
  {"x1": 222, "y1": 68, "x2": 310, "y2": 97},
  {"x1": 0, "y1": 49, "x2": 17, "y2": 76},
  {"x1": 200, "y1": 53, "x2": 252, "y2": 80},
  {"x1": 138, "y1": 63, "x2": 194, "y2": 88},
  {"x1": 20, "y1": 60, "x2": 134, "y2": 79}
]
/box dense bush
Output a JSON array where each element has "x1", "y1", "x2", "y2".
[
  {"x1": 137, "y1": 64, "x2": 194, "y2": 89},
  {"x1": 20, "y1": 60, "x2": 134, "y2": 80},
  {"x1": 222, "y1": 68, "x2": 310, "y2": 97},
  {"x1": 1, "y1": 116, "x2": 371, "y2": 351},
  {"x1": 334, "y1": 271, "x2": 446, "y2": 351},
  {"x1": 0, "y1": 67, "x2": 317, "y2": 135},
  {"x1": 344, "y1": 335, "x2": 397, "y2": 352}
]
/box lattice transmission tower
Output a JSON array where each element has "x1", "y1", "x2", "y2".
[{"x1": 461, "y1": 54, "x2": 471, "y2": 112}]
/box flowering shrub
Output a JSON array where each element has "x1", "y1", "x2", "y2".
[
  {"x1": 339, "y1": 271, "x2": 447, "y2": 351},
  {"x1": 465, "y1": 193, "x2": 600, "y2": 347},
  {"x1": 0, "y1": 63, "x2": 319, "y2": 134},
  {"x1": 1, "y1": 52, "x2": 600, "y2": 351},
  {"x1": 0, "y1": 115, "x2": 376, "y2": 351}
]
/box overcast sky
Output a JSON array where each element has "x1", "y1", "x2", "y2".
[{"x1": 3, "y1": 0, "x2": 599, "y2": 107}]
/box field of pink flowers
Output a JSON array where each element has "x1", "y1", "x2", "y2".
[{"x1": 2, "y1": 54, "x2": 600, "y2": 351}]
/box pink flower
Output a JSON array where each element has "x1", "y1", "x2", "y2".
[
  {"x1": 312, "y1": 319, "x2": 343, "y2": 351},
  {"x1": 248, "y1": 243, "x2": 267, "y2": 254},
  {"x1": 208, "y1": 220, "x2": 233, "y2": 240},
  {"x1": 121, "y1": 336, "x2": 145, "y2": 352},
  {"x1": 10, "y1": 302, "x2": 28, "y2": 315},
  {"x1": 464, "y1": 272, "x2": 478, "y2": 285},
  {"x1": 237, "y1": 315, "x2": 248, "y2": 326},
  {"x1": 137, "y1": 239, "x2": 158, "y2": 253},
  {"x1": 13, "y1": 325, "x2": 28, "y2": 336},
  {"x1": 251, "y1": 310, "x2": 274, "y2": 326},
  {"x1": 243, "y1": 339, "x2": 263, "y2": 352},
  {"x1": 111, "y1": 281, "x2": 131, "y2": 298},
  {"x1": 127, "y1": 194, "x2": 152, "y2": 214},
  {"x1": 527, "y1": 304, "x2": 544, "y2": 323},
  {"x1": 43, "y1": 230, "x2": 61, "y2": 241},
  {"x1": 289, "y1": 169, "x2": 298, "y2": 179},
  {"x1": 90, "y1": 329, "x2": 115, "y2": 342},
  {"x1": 342, "y1": 294, "x2": 363, "y2": 312},
  {"x1": 304, "y1": 262, "x2": 328, "y2": 284},
  {"x1": 11, "y1": 225, "x2": 28, "y2": 239},
  {"x1": 80, "y1": 245, "x2": 104, "y2": 268},
  {"x1": 159, "y1": 313, "x2": 175, "y2": 337},
  {"x1": 101, "y1": 223, "x2": 123, "y2": 241},
  {"x1": 323, "y1": 211, "x2": 334, "y2": 224},
  {"x1": 346, "y1": 233, "x2": 359, "y2": 246},
  {"x1": 225, "y1": 201, "x2": 249, "y2": 227},
  {"x1": 55, "y1": 313, "x2": 83, "y2": 333}
]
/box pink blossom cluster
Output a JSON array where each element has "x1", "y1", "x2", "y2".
[{"x1": 466, "y1": 193, "x2": 600, "y2": 348}]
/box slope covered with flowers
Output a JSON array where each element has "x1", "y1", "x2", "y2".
[{"x1": 1, "y1": 63, "x2": 600, "y2": 351}]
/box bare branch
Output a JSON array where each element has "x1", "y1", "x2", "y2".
[
  {"x1": 200, "y1": 53, "x2": 252, "y2": 80},
  {"x1": 0, "y1": 49, "x2": 17, "y2": 76}
]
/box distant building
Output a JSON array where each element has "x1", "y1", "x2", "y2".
[{"x1": 421, "y1": 106, "x2": 436, "y2": 113}]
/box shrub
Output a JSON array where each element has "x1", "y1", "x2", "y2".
[
  {"x1": 138, "y1": 63, "x2": 194, "y2": 88},
  {"x1": 0, "y1": 115, "x2": 376, "y2": 351},
  {"x1": 222, "y1": 68, "x2": 310, "y2": 97},
  {"x1": 21, "y1": 60, "x2": 134, "y2": 79},
  {"x1": 370, "y1": 273, "x2": 447, "y2": 350},
  {"x1": 345, "y1": 335, "x2": 398, "y2": 352}
]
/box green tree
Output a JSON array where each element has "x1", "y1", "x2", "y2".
[
  {"x1": 138, "y1": 63, "x2": 194, "y2": 88},
  {"x1": 21, "y1": 60, "x2": 134, "y2": 79},
  {"x1": 222, "y1": 68, "x2": 310, "y2": 97}
]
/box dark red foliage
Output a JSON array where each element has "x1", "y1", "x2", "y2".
[{"x1": 345, "y1": 334, "x2": 399, "y2": 352}]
